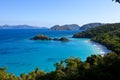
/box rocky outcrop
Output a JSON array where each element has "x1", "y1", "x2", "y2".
[
  {"x1": 31, "y1": 34, "x2": 51, "y2": 40},
  {"x1": 31, "y1": 34, "x2": 69, "y2": 42},
  {"x1": 53, "y1": 37, "x2": 69, "y2": 42},
  {"x1": 59, "y1": 37, "x2": 69, "y2": 42},
  {"x1": 53, "y1": 38, "x2": 59, "y2": 41}
]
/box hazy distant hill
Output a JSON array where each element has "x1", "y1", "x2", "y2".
[
  {"x1": 50, "y1": 24, "x2": 80, "y2": 30},
  {"x1": 0, "y1": 25, "x2": 48, "y2": 29},
  {"x1": 79, "y1": 23, "x2": 104, "y2": 30}
]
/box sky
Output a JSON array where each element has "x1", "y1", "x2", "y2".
[{"x1": 0, "y1": 0, "x2": 120, "y2": 27}]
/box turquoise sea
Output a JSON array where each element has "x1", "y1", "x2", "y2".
[{"x1": 0, "y1": 29, "x2": 110, "y2": 76}]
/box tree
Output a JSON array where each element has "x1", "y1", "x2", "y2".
[{"x1": 113, "y1": 0, "x2": 120, "y2": 3}]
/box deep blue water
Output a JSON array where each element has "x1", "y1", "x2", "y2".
[{"x1": 0, "y1": 29, "x2": 105, "y2": 76}]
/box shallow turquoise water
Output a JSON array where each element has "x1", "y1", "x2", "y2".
[{"x1": 0, "y1": 29, "x2": 104, "y2": 76}]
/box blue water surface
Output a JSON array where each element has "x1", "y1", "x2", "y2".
[{"x1": 0, "y1": 29, "x2": 100, "y2": 76}]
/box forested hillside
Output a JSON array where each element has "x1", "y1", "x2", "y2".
[{"x1": 73, "y1": 23, "x2": 120, "y2": 54}]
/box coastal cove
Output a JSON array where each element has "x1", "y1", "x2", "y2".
[{"x1": 0, "y1": 29, "x2": 110, "y2": 76}]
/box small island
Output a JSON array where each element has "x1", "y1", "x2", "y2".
[
  {"x1": 53, "y1": 37, "x2": 69, "y2": 42},
  {"x1": 30, "y1": 34, "x2": 51, "y2": 40},
  {"x1": 31, "y1": 34, "x2": 69, "y2": 42}
]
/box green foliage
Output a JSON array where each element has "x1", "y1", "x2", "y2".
[
  {"x1": 73, "y1": 23, "x2": 120, "y2": 54},
  {"x1": 0, "y1": 67, "x2": 9, "y2": 80},
  {"x1": 86, "y1": 55, "x2": 103, "y2": 66},
  {"x1": 0, "y1": 53, "x2": 120, "y2": 80},
  {"x1": 113, "y1": 0, "x2": 120, "y2": 3},
  {"x1": 54, "y1": 60, "x2": 64, "y2": 70}
]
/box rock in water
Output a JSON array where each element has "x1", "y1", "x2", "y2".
[
  {"x1": 53, "y1": 38, "x2": 59, "y2": 41},
  {"x1": 59, "y1": 37, "x2": 69, "y2": 42},
  {"x1": 53, "y1": 37, "x2": 69, "y2": 42},
  {"x1": 31, "y1": 34, "x2": 51, "y2": 40},
  {"x1": 31, "y1": 34, "x2": 69, "y2": 42}
]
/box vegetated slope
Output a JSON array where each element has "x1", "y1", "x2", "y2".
[
  {"x1": 50, "y1": 24, "x2": 80, "y2": 30},
  {"x1": 79, "y1": 23, "x2": 104, "y2": 30},
  {"x1": 73, "y1": 23, "x2": 120, "y2": 54}
]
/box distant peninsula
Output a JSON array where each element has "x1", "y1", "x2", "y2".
[
  {"x1": 0, "y1": 25, "x2": 48, "y2": 29},
  {"x1": 0, "y1": 23, "x2": 105, "y2": 30},
  {"x1": 50, "y1": 23, "x2": 104, "y2": 31},
  {"x1": 50, "y1": 24, "x2": 80, "y2": 30},
  {"x1": 79, "y1": 23, "x2": 104, "y2": 30}
]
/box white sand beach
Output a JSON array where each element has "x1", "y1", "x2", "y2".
[{"x1": 86, "y1": 40, "x2": 111, "y2": 55}]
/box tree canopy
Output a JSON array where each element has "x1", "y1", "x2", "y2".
[
  {"x1": 0, "y1": 52, "x2": 120, "y2": 80},
  {"x1": 113, "y1": 0, "x2": 120, "y2": 3}
]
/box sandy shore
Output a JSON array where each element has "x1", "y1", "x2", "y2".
[{"x1": 86, "y1": 40, "x2": 111, "y2": 55}]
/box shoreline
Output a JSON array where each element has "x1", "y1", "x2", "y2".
[{"x1": 86, "y1": 40, "x2": 111, "y2": 55}]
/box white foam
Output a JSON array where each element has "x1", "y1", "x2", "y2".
[
  {"x1": 89, "y1": 41, "x2": 111, "y2": 55},
  {"x1": 85, "y1": 40, "x2": 89, "y2": 43}
]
